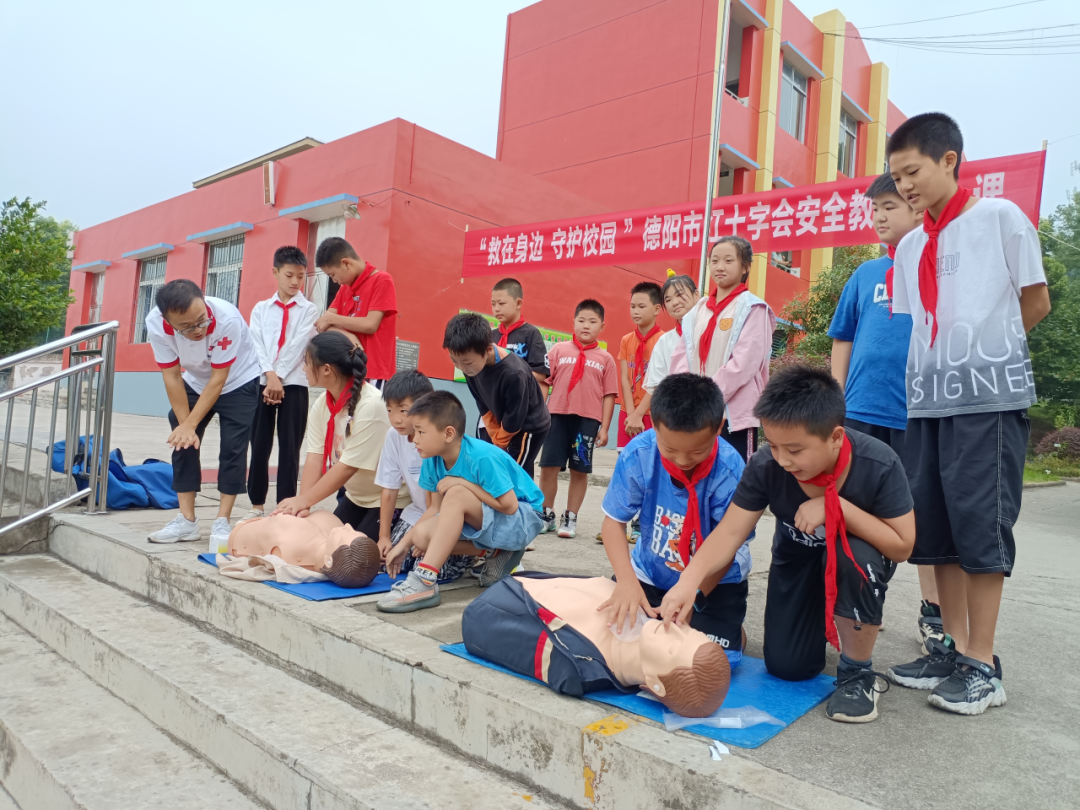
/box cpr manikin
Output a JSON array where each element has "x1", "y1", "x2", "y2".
[
  {"x1": 227, "y1": 510, "x2": 381, "y2": 588},
  {"x1": 463, "y1": 576, "x2": 730, "y2": 717}
]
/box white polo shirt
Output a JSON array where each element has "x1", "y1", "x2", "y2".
[
  {"x1": 248, "y1": 291, "x2": 318, "y2": 387},
  {"x1": 147, "y1": 296, "x2": 262, "y2": 394}
]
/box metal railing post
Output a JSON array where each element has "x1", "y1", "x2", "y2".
[
  {"x1": 18, "y1": 389, "x2": 38, "y2": 519},
  {"x1": 96, "y1": 330, "x2": 116, "y2": 512}
]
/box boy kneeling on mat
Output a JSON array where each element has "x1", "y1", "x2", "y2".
[
  {"x1": 378, "y1": 391, "x2": 545, "y2": 613},
  {"x1": 598, "y1": 373, "x2": 752, "y2": 667},
  {"x1": 660, "y1": 366, "x2": 916, "y2": 723}
]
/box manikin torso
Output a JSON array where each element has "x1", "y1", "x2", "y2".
[
  {"x1": 519, "y1": 576, "x2": 710, "y2": 699},
  {"x1": 228, "y1": 511, "x2": 359, "y2": 570}
]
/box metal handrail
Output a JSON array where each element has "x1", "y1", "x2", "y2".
[{"x1": 0, "y1": 321, "x2": 119, "y2": 537}]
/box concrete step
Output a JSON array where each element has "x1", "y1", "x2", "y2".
[
  {"x1": 0, "y1": 613, "x2": 260, "y2": 810},
  {"x1": 44, "y1": 512, "x2": 873, "y2": 810},
  {"x1": 0, "y1": 554, "x2": 555, "y2": 810}
]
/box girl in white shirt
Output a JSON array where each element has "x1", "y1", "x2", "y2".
[{"x1": 643, "y1": 273, "x2": 700, "y2": 399}]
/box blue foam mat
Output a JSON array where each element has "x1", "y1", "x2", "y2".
[
  {"x1": 440, "y1": 642, "x2": 834, "y2": 748},
  {"x1": 196, "y1": 553, "x2": 405, "y2": 600}
]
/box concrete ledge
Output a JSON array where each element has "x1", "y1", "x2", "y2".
[
  {"x1": 47, "y1": 512, "x2": 874, "y2": 810},
  {"x1": 0, "y1": 514, "x2": 49, "y2": 556},
  {"x1": 1023, "y1": 480, "x2": 1067, "y2": 489}
]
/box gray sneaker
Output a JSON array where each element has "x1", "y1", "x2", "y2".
[
  {"x1": 209, "y1": 517, "x2": 232, "y2": 554},
  {"x1": 148, "y1": 515, "x2": 201, "y2": 544},
  {"x1": 928, "y1": 654, "x2": 1006, "y2": 715},
  {"x1": 376, "y1": 571, "x2": 441, "y2": 613},
  {"x1": 479, "y1": 547, "x2": 527, "y2": 587},
  {"x1": 887, "y1": 635, "x2": 957, "y2": 689}
]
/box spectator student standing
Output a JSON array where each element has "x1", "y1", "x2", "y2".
[
  {"x1": 617, "y1": 281, "x2": 664, "y2": 446},
  {"x1": 145, "y1": 280, "x2": 262, "y2": 552},
  {"x1": 490, "y1": 277, "x2": 549, "y2": 391},
  {"x1": 246, "y1": 246, "x2": 318, "y2": 518},
  {"x1": 314, "y1": 237, "x2": 398, "y2": 386},
  {"x1": 643, "y1": 273, "x2": 700, "y2": 398}
]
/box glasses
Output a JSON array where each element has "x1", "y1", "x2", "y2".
[{"x1": 173, "y1": 318, "x2": 212, "y2": 336}]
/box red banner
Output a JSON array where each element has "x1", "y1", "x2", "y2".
[{"x1": 462, "y1": 151, "x2": 1046, "y2": 277}]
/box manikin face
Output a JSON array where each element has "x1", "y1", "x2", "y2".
[
  {"x1": 871, "y1": 193, "x2": 920, "y2": 247},
  {"x1": 888, "y1": 147, "x2": 959, "y2": 216},
  {"x1": 574, "y1": 309, "x2": 604, "y2": 344},
  {"x1": 449, "y1": 347, "x2": 491, "y2": 378},
  {"x1": 490, "y1": 289, "x2": 522, "y2": 325},
  {"x1": 273, "y1": 263, "x2": 306, "y2": 301},
  {"x1": 654, "y1": 423, "x2": 718, "y2": 472},
  {"x1": 708, "y1": 242, "x2": 746, "y2": 293},
  {"x1": 386, "y1": 397, "x2": 415, "y2": 436},
  {"x1": 322, "y1": 522, "x2": 362, "y2": 566},
  {"x1": 663, "y1": 283, "x2": 698, "y2": 321},
  {"x1": 164, "y1": 299, "x2": 211, "y2": 342},
  {"x1": 760, "y1": 420, "x2": 844, "y2": 482},
  {"x1": 638, "y1": 619, "x2": 711, "y2": 698}
]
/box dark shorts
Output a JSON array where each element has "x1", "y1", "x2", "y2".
[
  {"x1": 764, "y1": 534, "x2": 894, "y2": 681},
  {"x1": 479, "y1": 425, "x2": 548, "y2": 480},
  {"x1": 540, "y1": 413, "x2": 600, "y2": 474},
  {"x1": 333, "y1": 497, "x2": 382, "y2": 540},
  {"x1": 720, "y1": 424, "x2": 759, "y2": 463},
  {"x1": 904, "y1": 410, "x2": 1028, "y2": 575},
  {"x1": 638, "y1": 579, "x2": 748, "y2": 654},
  {"x1": 845, "y1": 418, "x2": 905, "y2": 459}
]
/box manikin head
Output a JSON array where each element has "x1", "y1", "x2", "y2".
[
  {"x1": 886, "y1": 111, "x2": 963, "y2": 217},
  {"x1": 491, "y1": 277, "x2": 524, "y2": 325},
  {"x1": 639, "y1": 620, "x2": 731, "y2": 716},
  {"x1": 320, "y1": 526, "x2": 381, "y2": 588},
  {"x1": 754, "y1": 365, "x2": 847, "y2": 482}
]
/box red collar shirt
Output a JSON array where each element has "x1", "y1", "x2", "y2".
[{"x1": 329, "y1": 263, "x2": 399, "y2": 380}]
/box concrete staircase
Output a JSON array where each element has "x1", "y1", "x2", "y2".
[{"x1": 0, "y1": 510, "x2": 871, "y2": 810}]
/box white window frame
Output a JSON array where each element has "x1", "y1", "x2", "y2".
[
  {"x1": 205, "y1": 234, "x2": 244, "y2": 305},
  {"x1": 779, "y1": 61, "x2": 808, "y2": 142},
  {"x1": 132, "y1": 254, "x2": 168, "y2": 344},
  {"x1": 306, "y1": 216, "x2": 347, "y2": 318},
  {"x1": 838, "y1": 109, "x2": 858, "y2": 176}
]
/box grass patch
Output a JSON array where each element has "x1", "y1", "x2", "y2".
[
  {"x1": 1031, "y1": 455, "x2": 1080, "y2": 479},
  {"x1": 1024, "y1": 465, "x2": 1061, "y2": 484}
]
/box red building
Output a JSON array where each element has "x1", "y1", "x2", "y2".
[{"x1": 69, "y1": 0, "x2": 904, "y2": 419}]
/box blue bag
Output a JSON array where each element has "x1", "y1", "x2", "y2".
[{"x1": 52, "y1": 438, "x2": 178, "y2": 510}]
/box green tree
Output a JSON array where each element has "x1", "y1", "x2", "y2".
[
  {"x1": 0, "y1": 198, "x2": 76, "y2": 357},
  {"x1": 779, "y1": 244, "x2": 879, "y2": 359},
  {"x1": 1030, "y1": 192, "x2": 1080, "y2": 404}
]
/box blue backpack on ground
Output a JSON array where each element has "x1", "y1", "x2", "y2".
[{"x1": 51, "y1": 438, "x2": 178, "y2": 510}]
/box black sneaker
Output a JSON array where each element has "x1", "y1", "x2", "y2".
[
  {"x1": 918, "y1": 600, "x2": 945, "y2": 654},
  {"x1": 928, "y1": 654, "x2": 1006, "y2": 715},
  {"x1": 825, "y1": 666, "x2": 889, "y2": 724},
  {"x1": 887, "y1": 635, "x2": 957, "y2": 689}
]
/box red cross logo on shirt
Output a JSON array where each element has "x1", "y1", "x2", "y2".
[{"x1": 215, "y1": 336, "x2": 232, "y2": 351}]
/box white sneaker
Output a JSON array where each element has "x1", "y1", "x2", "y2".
[
  {"x1": 209, "y1": 517, "x2": 232, "y2": 554},
  {"x1": 148, "y1": 515, "x2": 201, "y2": 544},
  {"x1": 242, "y1": 509, "x2": 266, "y2": 521},
  {"x1": 557, "y1": 510, "x2": 577, "y2": 539}
]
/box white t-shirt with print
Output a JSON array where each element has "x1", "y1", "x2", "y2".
[
  {"x1": 374, "y1": 427, "x2": 428, "y2": 525},
  {"x1": 892, "y1": 198, "x2": 1046, "y2": 418},
  {"x1": 146, "y1": 297, "x2": 261, "y2": 394}
]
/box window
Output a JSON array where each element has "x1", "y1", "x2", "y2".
[
  {"x1": 838, "y1": 109, "x2": 858, "y2": 176},
  {"x1": 205, "y1": 234, "x2": 244, "y2": 305},
  {"x1": 779, "y1": 61, "x2": 808, "y2": 142},
  {"x1": 306, "y1": 216, "x2": 347, "y2": 317},
  {"x1": 132, "y1": 254, "x2": 167, "y2": 344},
  {"x1": 88, "y1": 273, "x2": 105, "y2": 324}
]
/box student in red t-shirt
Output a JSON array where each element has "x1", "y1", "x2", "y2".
[{"x1": 314, "y1": 237, "x2": 398, "y2": 387}]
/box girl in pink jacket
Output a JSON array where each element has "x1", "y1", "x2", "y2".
[{"x1": 671, "y1": 236, "x2": 775, "y2": 461}]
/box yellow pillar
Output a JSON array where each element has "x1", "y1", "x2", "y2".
[
  {"x1": 748, "y1": 0, "x2": 783, "y2": 299},
  {"x1": 808, "y1": 9, "x2": 846, "y2": 281},
  {"x1": 864, "y1": 62, "x2": 890, "y2": 177}
]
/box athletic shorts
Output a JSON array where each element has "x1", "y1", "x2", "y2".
[
  {"x1": 763, "y1": 534, "x2": 894, "y2": 681},
  {"x1": 845, "y1": 418, "x2": 905, "y2": 459},
  {"x1": 617, "y1": 409, "x2": 652, "y2": 449},
  {"x1": 459, "y1": 502, "x2": 544, "y2": 552},
  {"x1": 904, "y1": 410, "x2": 1028, "y2": 575},
  {"x1": 639, "y1": 578, "x2": 748, "y2": 666},
  {"x1": 540, "y1": 413, "x2": 600, "y2": 474}
]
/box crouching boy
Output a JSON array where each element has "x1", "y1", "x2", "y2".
[
  {"x1": 660, "y1": 366, "x2": 915, "y2": 723},
  {"x1": 378, "y1": 391, "x2": 545, "y2": 613},
  {"x1": 598, "y1": 373, "x2": 752, "y2": 665}
]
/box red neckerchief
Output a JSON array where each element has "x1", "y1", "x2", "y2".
[
  {"x1": 567, "y1": 336, "x2": 598, "y2": 393},
  {"x1": 496, "y1": 317, "x2": 526, "y2": 348},
  {"x1": 803, "y1": 432, "x2": 868, "y2": 650},
  {"x1": 697, "y1": 284, "x2": 748, "y2": 371},
  {"x1": 919, "y1": 188, "x2": 972, "y2": 347},
  {"x1": 659, "y1": 439, "x2": 719, "y2": 567},
  {"x1": 273, "y1": 298, "x2": 296, "y2": 360},
  {"x1": 163, "y1": 302, "x2": 216, "y2": 337},
  {"x1": 675, "y1": 321, "x2": 682, "y2": 337},
  {"x1": 631, "y1": 324, "x2": 662, "y2": 393},
  {"x1": 341, "y1": 263, "x2": 377, "y2": 316},
  {"x1": 323, "y1": 386, "x2": 353, "y2": 473},
  {"x1": 885, "y1": 246, "x2": 896, "y2": 317}
]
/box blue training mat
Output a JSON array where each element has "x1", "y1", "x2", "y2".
[
  {"x1": 440, "y1": 642, "x2": 834, "y2": 749},
  {"x1": 196, "y1": 553, "x2": 405, "y2": 600}
]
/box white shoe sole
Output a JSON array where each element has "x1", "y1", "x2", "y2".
[
  {"x1": 148, "y1": 532, "x2": 201, "y2": 544},
  {"x1": 826, "y1": 690, "x2": 879, "y2": 724},
  {"x1": 928, "y1": 684, "x2": 1007, "y2": 715},
  {"x1": 557, "y1": 529, "x2": 576, "y2": 538},
  {"x1": 886, "y1": 671, "x2": 948, "y2": 690}
]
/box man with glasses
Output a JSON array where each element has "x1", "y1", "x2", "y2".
[{"x1": 145, "y1": 279, "x2": 261, "y2": 551}]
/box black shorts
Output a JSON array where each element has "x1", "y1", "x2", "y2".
[
  {"x1": 333, "y1": 496, "x2": 382, "y2": 540},
  {"x1": 720, "y1": 424, "x2": 758, "y2": 463},
  {"x1": 639, "y1": 579, "x2": 748, "y2": 654},
  {"x1": 479, "y1": 425, "x2": 548, "y2": 480},
  {"x1": 845, "y1": 418, "x2": 905, "y2": 459},
  {"x1": 905, "y1": 410, "x2": 1028, "y2": 575},
  {"x1": 764, "y1": 535, "x2": 894, "y2": 681},
  {"x1": 539, "y1": 413, "x2": 600, "y2": 474}
]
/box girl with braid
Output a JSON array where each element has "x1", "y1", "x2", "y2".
[{"x1": 272, "y1": 332, "x2": 410, "y2": 541}]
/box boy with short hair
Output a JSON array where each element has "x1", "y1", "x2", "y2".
[
  {"x1": 490, "y1": 277, "x2": 549, "y2": 389},
  {"x1": 599, "y1": 373, "x2": 751, "y2": 665},
  {"x1": 443, "y1": 312, "x2": 550, "y2": 479},
  {"x1": 378, "y1": 391, "x2": 545, "y2": 613},
  {"x1": 618, "y1": 282, "x2": 665, "y2": 445},
  {"x1": 314, "y1": 236, "x2": 398, "y2": 386},
  {"x1": 538, "y1": 299, "x2": 618, "y2": 538},
  {"x1": 828, "y1": 174, "x2": 944, "y2": 650},
  {"x1": 883, "y1": 112, "x2": 1050, "y2": 714},
  {"x1": 146, "y1": 279, "x2": 262, "y2": 551},
  {"x1": 659, "y1": 366, "x2": 916, "y2": 724},
  {"x1": 246, "y1": 246, "x2": 319, "y2": 519},
  {"x1": 375, "y1": 370, "x2": 472, "y2": 582}
]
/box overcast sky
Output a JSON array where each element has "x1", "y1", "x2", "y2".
[{"x1": 2, "y1": 0, "x2": 1076, "y2": 230}]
